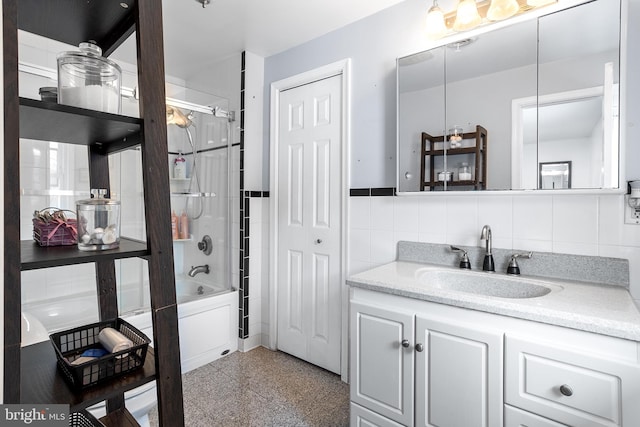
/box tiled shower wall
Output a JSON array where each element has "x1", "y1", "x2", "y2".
[{"x1": 349, "y1": 191, "x2": 640, "y2": 304}]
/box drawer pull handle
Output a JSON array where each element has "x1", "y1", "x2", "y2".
[
  {"x1": 401, "y1": 339, "x2": 410, "y2": 348},
  {"x1": 559, "y1": 384, "x2": 573, "y2": 397},
  {"x1": 415, "y1": 343, "x2": 424, "y2": 352}
]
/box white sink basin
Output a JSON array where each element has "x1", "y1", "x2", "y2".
[{"x1": 415, "y1": 268, "x2": 559, "y2": 299}]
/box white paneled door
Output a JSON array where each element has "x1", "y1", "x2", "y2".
[{"x1": 276, "y1": 74, "x2": 342, "y2": 374}]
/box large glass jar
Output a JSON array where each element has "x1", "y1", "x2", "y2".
[
  {"x1": 57, "y1": 41, "x2": 122, "y2": 114},
  {"x1": 76, "y1": 189, "x2": 121, "y2": 251},
  {"x1": 458, "y1": 162, "x2": 472, "y2": 181}
]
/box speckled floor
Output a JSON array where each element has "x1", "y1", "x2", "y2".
[{"x1": 149, "y1": 346, "x2": 350, "y2": 426}]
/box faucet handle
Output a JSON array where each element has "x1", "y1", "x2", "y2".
[
  {"x1": 450, "y1": 246, "x2": 471, "y2": 269},
  {"x1": 507, "y1": 251, "x2": 533, "y2": 275}
]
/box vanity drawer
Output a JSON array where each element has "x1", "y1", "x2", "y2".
[
  {"x1": 505, "y1": 335, "x2": 640, "y2": 427},
  {"x1": 505, "y1": 405, "x2": 567, "y2": 427}
]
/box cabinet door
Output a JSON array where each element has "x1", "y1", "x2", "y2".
[
  {"x1": 351, "y1": 402, "x2": 406, "y2": 427},
  {"x1": 351, "y1": 302, "x2": 415, "y2": 426},
  {"x1": 415, "y1": 315, "x2": 503, "y2": 427}
]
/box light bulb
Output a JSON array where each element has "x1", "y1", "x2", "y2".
[
  {"x1": 426, "y1": 2, "x2": 447, "y2": 40},
  {"x1": 527, "y1": 0, "x2": 556, "y2": 6},
  {"x1": 453, "y1": 0, "x2": 482, "y2": 32},
  {"x1": 487, "y1": 0, "x2": 520, "y2": 21}
]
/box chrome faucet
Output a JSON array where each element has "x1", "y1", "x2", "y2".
[
  {"x1": 506, "y1": 252, "x2": 533, "y2": 275},
  {"x1": 188, "y1": 264, "x2": 210, "y2": 277},
  {"x1": 480, "y1": 225, "x2": 495, "y2": 272},
  {"x1": 450, "y1": 245, "x2": 471, "y2": 269}
]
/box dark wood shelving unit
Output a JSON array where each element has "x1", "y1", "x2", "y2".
[
  {"x1": 3, "y1": 0, "x2": 185, "y2": 425},
  {"x1": 420, "y1": 125, "x2": 488, "y2": 191},
  {"x1": 16, "y1": 0, "x2": 137, "y2": 57},
  {"x1": 21, "y1": 237, "x2": 149, "y2": 271},
  {"x1": 20, "y1": 342, "x2": 156, "y2": 411},
  {"x1": 20, "y1": 98, "x2": 142, "y2": 154}
]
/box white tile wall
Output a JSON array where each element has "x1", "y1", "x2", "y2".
[{"x1": 349, "y1": 194, "x2": 640, "y2": 302}]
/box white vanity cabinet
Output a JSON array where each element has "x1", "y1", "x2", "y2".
[
  {"x1": 504, "y1": 334, "x2": 640, "y2": 426},
  {"x1": 350, "y1": 291, "x2": 503, "y2": 427},
  {"x1": 350, "y1": 287, "x2": 640, "y2": 427}
]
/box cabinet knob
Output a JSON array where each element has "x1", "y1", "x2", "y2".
[
  {"x1": 401, "y1": 339, "x2": 410, "y2": 348},
  {"x1": 415, "y1": 343, "x2": 424, "y2": 352},
  {"x1": 559, "y1": 384, "x2": 573, "y2": 397},
  {"x1": 314, "y1": 239, "x2": 322, "y2": 244}
]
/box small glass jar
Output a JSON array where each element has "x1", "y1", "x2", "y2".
[
  {"x1": 57, "y1": 41, "x2": 122, "y2": 114},
  {"x1": 458, "y1": 162, "x2": 472, "y2": 181},
  {"x1": 77, "y1": 189, "x2": 121, "y2": 251},
  {"x1": 438, "y1": 171, "x2": 452, "y2": 182}
]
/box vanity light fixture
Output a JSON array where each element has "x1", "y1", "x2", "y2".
[
  {"x1": 426, "y1": 0, "x2": 448, "y2": 40},
  {"x1": 453, "y1": 0, "x2": 483, "y2": 32},
  {"x1": 487, "y1": 0, "x2": 520, "y2": 20},
  {"x1": 526, "y1": 0, "x2": 556, "y2": 6},
  {"x1": 426, "y1": 0, "x2": 557, "y2": 39}
]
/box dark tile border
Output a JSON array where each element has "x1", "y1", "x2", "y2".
[
  {"x1": 350, "y1": 187, "x2": 396, "y2": 196},
  {"x1": 238, "y1": 51, "x2": 248, "y2": 340}
]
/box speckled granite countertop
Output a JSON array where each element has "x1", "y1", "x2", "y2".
[{"x1": 347, "y1": 261, "x2": 640, "y2": 341}]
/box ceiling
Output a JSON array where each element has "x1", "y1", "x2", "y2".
[{"x1": 111, "y1": 0, "x2": 406, "y2": 81}]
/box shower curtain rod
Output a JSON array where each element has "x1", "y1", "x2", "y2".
[{"x1": 19, "y1": 60, "x2": 217, "y2": 116}]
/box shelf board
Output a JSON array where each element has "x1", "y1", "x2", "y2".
[
  {"x1": 170, "y1": 192, "x2": 217, "y2": 197},
  {"x1": 20, "y1": 341, "x2": 156, "y2": 412},
  {"x1": 425, "y1": 180, "x2": 481, "y2": 187},
  {"x1": 17, "y1": 0, "x2": 137, "y2": 56},
  {"x1": 99, "y1": 408, "x2": 140, "y2": 427},
  {"x1": 426, "y1": 147, "x2": 479, "y2": 156},
  {"x1": 21, "y1": 237, "x2": 149, "y2": 271},
  {"x1": 19, "y1": 98, "x2": 142, "y2": 154}
]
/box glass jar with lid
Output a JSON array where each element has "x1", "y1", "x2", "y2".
[
  {"x1": 57, "y1": 41, "x2": 122, "y2": 114},
  {"x1": 458, "y1": 162, "x2": 472, "y2": 181},
  {"x1": 76, "y1": 189, "x2": 121, "y2": 251}
]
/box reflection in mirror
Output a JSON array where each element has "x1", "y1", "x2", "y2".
[
  {"x1": 396, "y1": 0, "x2": 621, "y2": 193},
  {"x1": 445, "y1": 21, "x2": 537, "y2": 191},
  {"x1": 537, "y1": 0, "x2": 620, "y2": 189},
  {"x1": 513, "y1": 87, "x2": 609, "y2": 189},
  {"x1": 397, "y1": 48, "x2": 445, "y2": 192},
  {"x1": 540, "y1": 161, "x2": 572, "y2": 189}
]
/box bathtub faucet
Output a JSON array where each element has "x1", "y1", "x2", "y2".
[{"x1": 188, "y1": 264, "x2": 210, "y2": 277}]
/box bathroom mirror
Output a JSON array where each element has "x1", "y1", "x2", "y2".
[{"x1": 397, "y1": 0, "x2": 621, "y2": 193}]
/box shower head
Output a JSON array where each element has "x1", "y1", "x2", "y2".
[{"x1": 166, "y1": 105, "x2": 192, "y2": 128}]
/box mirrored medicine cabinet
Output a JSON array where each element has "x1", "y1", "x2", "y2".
[{"x1": 396, "y1": 0, "x2": 621, "y2": 193}]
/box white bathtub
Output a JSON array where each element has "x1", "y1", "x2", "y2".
[{"x1": 21, "y1": 278, "x2": 238, "y2": 426}]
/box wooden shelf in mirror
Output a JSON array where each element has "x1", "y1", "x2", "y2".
[
  {"x1": 420, "y1": 125, "x2": 488, "y2": 191},
  {"x1": 21, "y1": 237, "x2": 149, "y2": 271},
  {"x1": 20, "y1": 341, "x2": 156, "y2": 412}
]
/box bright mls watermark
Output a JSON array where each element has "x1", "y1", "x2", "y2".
[{"x1": 0, "y1": 405, "x2": 68, "y2": 426}]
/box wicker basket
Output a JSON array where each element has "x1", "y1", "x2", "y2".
[
  {"x1": 32, "y1": 207, "x2": 77, "y2": 246},
  {"x1": 50, "y1": 318, "x2": 150, "y2": 390}
]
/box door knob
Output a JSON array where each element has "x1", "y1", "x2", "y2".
[{"x1": 401, "y1": 339, "x2": 410, "y2": 348}]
